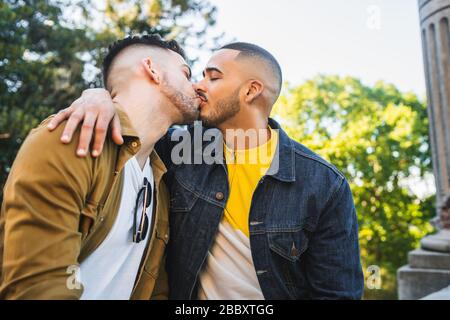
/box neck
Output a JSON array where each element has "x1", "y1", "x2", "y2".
[
  {"x1": 113, "y1": 88, "x2": 173, "y2": 169},
  {"x1": 218, "y1": 109, "x2": 271, "y2": 150}
]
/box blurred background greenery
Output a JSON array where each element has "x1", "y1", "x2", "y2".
[{"x1": 0, "y1": 0, "x2": 435, "y2": 299}]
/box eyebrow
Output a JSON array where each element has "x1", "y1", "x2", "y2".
[
  {"x1": 182, "y1": 64, "x2": 192, "y2": 79},
  {"x1": 202, "y1": 67, "x2": 224, "y2": 78}
]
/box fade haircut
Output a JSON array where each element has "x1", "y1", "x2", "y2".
[
  {"x1": 102, "y1": 34, "x2": 185, "y2": 88},
  {"x1": 220, "y1": 42, "x2": 283, "y2": 97}
]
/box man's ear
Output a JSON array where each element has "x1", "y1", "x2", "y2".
[
  {"x1": 244, "y1": 80, "x2": 264, "y2": 103},
  {"x1": 141, "y1": 58, "x2": 160, "y2": 84}
]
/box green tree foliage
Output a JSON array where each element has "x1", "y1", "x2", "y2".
[
  {"x1": 272, "y1": 75, "x2": 436, "y2": 299},
  {"x1": 0, "y1": 0, "x2": 93, "y2": 203},
  {"x1": 0, "y1": 0, "x2": 217, "y2": 202},
  {"x1": 89, "y1": 0, "x2": 219, "y2": 85}
]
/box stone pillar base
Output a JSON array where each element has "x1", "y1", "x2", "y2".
[
  {"x1": 398, "y1": 249, "x2": 450, "y2": 299},
  {"x1": 422, "y1": 285, "x2": 450, "y2": 299},
  {"x1": 421, "y1": 230, "x2": 450, "y2": 253}
]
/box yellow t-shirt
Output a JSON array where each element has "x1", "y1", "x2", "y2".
[
  {"x1": 223, "y1": 127, "x2": 278, "y2": 237},
  {"x1": 198, "y1": 128, "x2": 278, "y2": 299}
]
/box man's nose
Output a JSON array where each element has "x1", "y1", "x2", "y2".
[{"x1": 193, "y1": 80, "x2": 206, "y2": 93}]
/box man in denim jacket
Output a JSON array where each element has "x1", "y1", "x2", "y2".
[{"x1": 50, "y1": 41, "x2": 364, "y2": 300}]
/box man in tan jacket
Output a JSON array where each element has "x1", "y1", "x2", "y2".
[{"x1": 0, "y1": 34, "x2": 200, "y2": 299}]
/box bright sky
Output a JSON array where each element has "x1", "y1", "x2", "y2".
[{"x1": 194, "y1": 0, "x2": 426, "y2": 97}]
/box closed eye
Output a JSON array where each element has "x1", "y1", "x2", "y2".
[
  {"x1": 202, "y1": 67, "x2": 223, "y2": 82},
  {"x1": 182, "y1": 65, "x2": 192, "y2": 80}
]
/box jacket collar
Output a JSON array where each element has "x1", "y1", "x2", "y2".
[
  {"x1": 114, "y1": 103, "x2": 167, "y2": 179},
  {"x1": 267, "y1": 117, "x2": 296, "y2": 182},
  {"x1": 115, "y1": 102, "x2": 140, "y2": 141}
]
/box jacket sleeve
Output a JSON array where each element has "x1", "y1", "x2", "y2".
[
  {"x1": 0, "y1": 118, "x2": 94, "y2": 299},
  {"x1": 304, "y1": 178, "x2": 364, "y2": 300}
]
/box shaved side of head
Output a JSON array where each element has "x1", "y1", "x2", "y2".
[
  {"x1": 106, "y1": 45, "x2": 168, "y2": 92},
  {"x1": 220, "y1": 42, "x2": 283, "y2": 106},
  {"x1": 102, "y1": 34, "x2": 185, "y2": 91}
]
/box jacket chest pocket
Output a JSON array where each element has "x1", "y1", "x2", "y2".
[
  {"x1": 144, "y1": 219, "x2": 169, "y2": 278},
  {"x1": 267, "y1": 227, "x2": 310, "y2": 299},
  {"x1": 169, "y1": 176, "x2": 200, "y2": 213},
  {"x1": 267, "y1": 227, "x2": 309, "y2": 262}
]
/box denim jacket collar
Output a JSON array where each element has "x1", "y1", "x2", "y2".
[{"x1": 267, "y1": 118, "x2": 296, "y2": 183}]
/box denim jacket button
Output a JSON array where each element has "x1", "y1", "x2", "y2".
[{"x1": 215, "y1": 192, "x2": 224, "y2": 200}]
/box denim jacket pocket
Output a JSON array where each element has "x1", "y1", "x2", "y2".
[
  {"x1": 267, "y1": 227, "x2": 309, "y2": 262},
  {"x1": 170, "y1": 176, "x2": 200, "y2": 213}
]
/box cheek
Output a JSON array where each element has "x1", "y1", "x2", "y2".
[
  {"x1": 206, "y1": 84, "x2": 225, "y2": 102},
  {"x1": 209, "y1": 80, "x2": 238, "y2": 99},
  {"x1": 173, "y1": 77, "x2": 194, "y2": 95}
]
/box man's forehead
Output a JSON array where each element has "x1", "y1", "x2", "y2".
[{"x1": 205, "y1": 49, "x2": 240, "y2": 69}]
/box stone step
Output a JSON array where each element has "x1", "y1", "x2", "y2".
[
  {"x1": 397, "y1": 265, "x2": 450, "y2": 300},
  {"x1": 408, "y1": 249, "x2": 450, "y2": 270}
]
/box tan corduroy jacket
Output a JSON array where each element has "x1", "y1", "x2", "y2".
[{"x1": 0, "y1": 105, "x2": 169, "y2": 299}]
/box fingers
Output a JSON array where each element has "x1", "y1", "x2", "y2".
[
  {"x1": 46, "y1": 88, "x2": 119, "y2": 158},
  {"x1": 91, "y1": 112, "x2": 112, "y2": 157},
  {"x1": 60, "y1": 108, "x2": 86, "y2": 144},
  {"x1": 76, "y1": 112, "x2": 98, "y2": 157},
  {"x1": 111, "y1": 114, "x2": 124, "y2": 146},
  {"x1": 47, "y1": 106, "x2": 73, "y2": 131}
]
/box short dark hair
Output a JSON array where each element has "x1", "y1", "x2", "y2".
[
  {"x1": 220, "y1": 42, "x2": 282, "y2": 95},
  {"x1": 102, "y1": 34, "x2": 185, "y2": 87}
]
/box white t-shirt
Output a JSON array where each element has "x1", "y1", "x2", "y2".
[
  {"x1": 198, "y1": 221, "x2": 265, "y2": 300},
  {"x1": 79, "y1": 156, "x2": 154, "y2": 300}
]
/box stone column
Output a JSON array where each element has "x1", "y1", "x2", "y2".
[
  {"x1": 398, "y1": 0, "x2": 450, "y2": 300},
  {"x1": 420, "y1": 0, "x2": 450, "y2": 250}
]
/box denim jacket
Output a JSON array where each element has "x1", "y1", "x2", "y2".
[{"x1": 156, "y1": 118, "x2": 364, "y2": 300}]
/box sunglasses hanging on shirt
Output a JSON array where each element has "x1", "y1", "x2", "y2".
[{"x1": 133, "y1": 177, "x2": 152, "y2": 243}]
